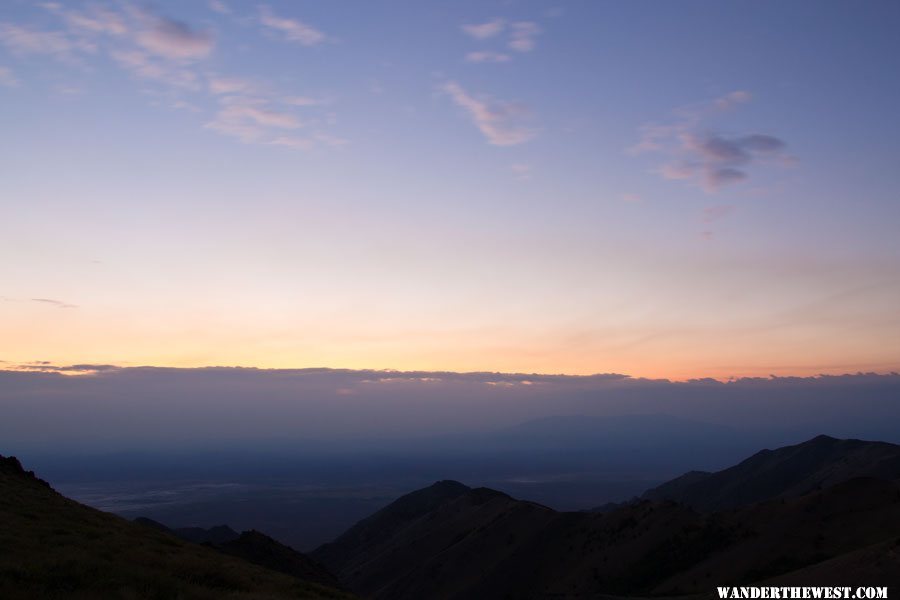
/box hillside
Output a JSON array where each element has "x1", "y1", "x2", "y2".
[
  {"x1": 133, "y1": 518, "x2": 341, "y2": 589},
  {"x1": 642, "y1": 434, "x2": 900, "y2": 510},
  {"x1": 313, "y1": 479, "x2": 470, "y2": 570},
  {"x1": 0, "y1": 455, "x2": 353, "y2": 600},
  {"x1": 313, "y1": 436, "x2": 900, "y2": 599}
]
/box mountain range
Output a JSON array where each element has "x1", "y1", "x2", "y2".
[
  {"x1": 312, "y1": 435, "x2": 900, "y2": 598},
  {"x1": 3, "y1": 434, "x2": 900, "y2": 598}
]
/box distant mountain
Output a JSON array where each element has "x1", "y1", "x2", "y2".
[
  {"x1": 642, "y1": 434, "x2": 900, "y2": 510},
  {"x1": 132, "y1": 516, "x2": 172, "y2": 532},
  {"x1": 134, "y1": 518, "x2": 241, "y2": 545},
  {"x1": 312, "y1": 436, "x2": 900, "y2": 598},
  {"x1": 134, "y1": 517, "x2": 341, "y2": 590},
  {"x1": 0, "y1": 455, "x2": 353, "y2": 599},
  {"x1": 220, "y1": 530, "x2": 342, "y2": 590}
]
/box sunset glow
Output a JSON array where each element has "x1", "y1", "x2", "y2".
[{"x1": 2, "y1": 1, "x2": 899, "y2": 380}]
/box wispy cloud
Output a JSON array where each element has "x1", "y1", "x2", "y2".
[
  {"x1": 268, "y1": 135, "x2": 314, "y2": 150},
  {"x1": 220, "y1": 98, "x2": 302, "y2": 129},
  {"x1": 465, "y1": 51, "x2": 511, "y2": 63},
  {"x1": 0, "y1": 23, "x2": 81, "y2": 59},
  {"x1": 669, "y1": 132, "x2": 787, "y2": 191},
  {"x1": 313, "y1": 132, "x2": 349, "y2": 147},
  {"x1": 441, "y1": 81, "x2": 533, "y2": 146},
  {"x1": 208, "y1": 0, "x2": 232, "y2": 15},
  {"x1": 31, "y1": 298, "x2": 77, "y2": 309},
  {"x1": 207, "y1": 75, "x2": 256, "y2": 95},
  {"x1": 509, "y1": 21, "x2": 540, "y2": 52},
  {"x1": 111, "y1": 49, "x2": 200, "y2": 89},
  {"x1": 461, "y1": 18, "x2": 541, "y2": 60},
  {"x1": 631, "y1": 91, "x2": 792, "y2": 192},
  {"x1": 1, "y1": 2, "x2": 342, "y2": 152},
  {"x1": 47, "y1": 3, "x2": 128, "y2": 37},
  {"x1": 135, "y1": 14, "x2": 214, "y2": 60},
  {"x1": 511, "y1": 163, "x2": 532, "y2": 180},
  {"x1": 283, "y1": 95, "x2": 327, "y2": 107},
  {"x1": 204, "y1": 95, "x2": 343, "y2": 150},
  {"x1": 702, "y1": 205, "x2": 735, "y2": 223},
  {"x1": 259, "y1": 6, "x2": 326, "y2": 46},
  {"x1": 206, "y1": 96, "x2": 301, "y2": 143},
  {"x1": 20, "y1": 3, "x2": 212, "y2": 89},
  {"x1": 461, "y1": 18, "x2": 506, "y2": 40},
  {"x1": 5, "y1": 362, "x2": 118, "y2": 374},
  {"x1": 713, "y1": 90, "x2": 751, "y2": 111},
  {"x1": 0, "y1": 65, "x2": 18, "y2": 87}
]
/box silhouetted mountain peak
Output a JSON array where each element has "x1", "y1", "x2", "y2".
[
  {"x1": 0, "y1": 455, "x2": 25, "y2": 475},
  {"x1": 0, "y1": 455, "x2": 50, "y2": 488},
  {"x1": 132, "y1": 516, "x2": 170, "y2": 532},
  {"x1": 312, "y1": 478, "x2": 472, "y2": 570},
  {"x1": 643, "y1": 434, "x2": 900, "y2": 511},
  {"x1": 430, "y1": 479, "x2": 469, "y2": 492}
]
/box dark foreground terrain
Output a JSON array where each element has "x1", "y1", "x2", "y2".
[
  {"x1": 0, "y1": 455, "x2": 352, "y2": 599},
  {"x1": 3, "y1": 435, "x2": 900, "y2": 599},
  {"x1": 313, "y1": 435, "x2": 900, "y2": 599}
]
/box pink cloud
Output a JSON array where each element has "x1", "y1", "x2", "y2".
[
  {"x1": 259, "y1": 6, "x2": 326, "y2": 46},
  {"x1": 461, "y1": 19, "x2": 506, "y2": 40},
  {"x1": 441, "y1": 81, "x2": 533, "y2": 146}
]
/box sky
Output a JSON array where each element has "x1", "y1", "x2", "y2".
[{"x1": 2, "y1": 0, "x2": 899, "y2": 379}]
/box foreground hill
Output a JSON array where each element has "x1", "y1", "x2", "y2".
[
  {"x1": 313, "y1": 436, "x2": 900, "y2": 599},
  {"x1": 0, "y1": 455, "x2": 353, "y2": 600},
  {"x1": 641, "y1": 434, "x2": 900, "y2": 510}
]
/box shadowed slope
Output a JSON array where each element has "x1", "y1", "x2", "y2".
[
  {"x1": 219, "y1": 531, "x2": 341, "y2": 590},
  {"x1": 133, "y1": 517, "x2": 341, "y2": 589},
  {"x1": 313, "y1": 479, "x2": 469, "y2": 570},
  {"x1": 642, "y1": 434, "x2": 900, "y2": 510},
  {"x1": 313, "y1": 437, "x2": 900, "y2": 599},
  {"x1": 0, "y1": 455, "x2": 353, "y2": 599}
]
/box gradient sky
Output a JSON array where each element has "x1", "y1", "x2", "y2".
[{"x1": 2, "y1": 0, "x2": 899, "y2": 379}]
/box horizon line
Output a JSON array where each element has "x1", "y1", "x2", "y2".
[{"x1": 2, "y1": 362, "x2": 898, "y2": 383}]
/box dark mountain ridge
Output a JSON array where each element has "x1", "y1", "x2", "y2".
[
  {"x1": 641, "y1": 434, "x2": 900, "y2": 510},
  {"x1": 312, "y1": 435, "x2": 900, "y2": 599},
  {"x1": 220, "y1": 530, "x2": 342, "y2": 590},
  {"x1": 134, "y1": 517, "x2": 341, "y2": 590},
  {"x1": 134, "y1": 518, "x2": 241, "y2": 545}
]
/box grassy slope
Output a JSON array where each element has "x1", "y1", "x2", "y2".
[{"x1": 0, "y1": 456, "x2": 354, "y2": 600}]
